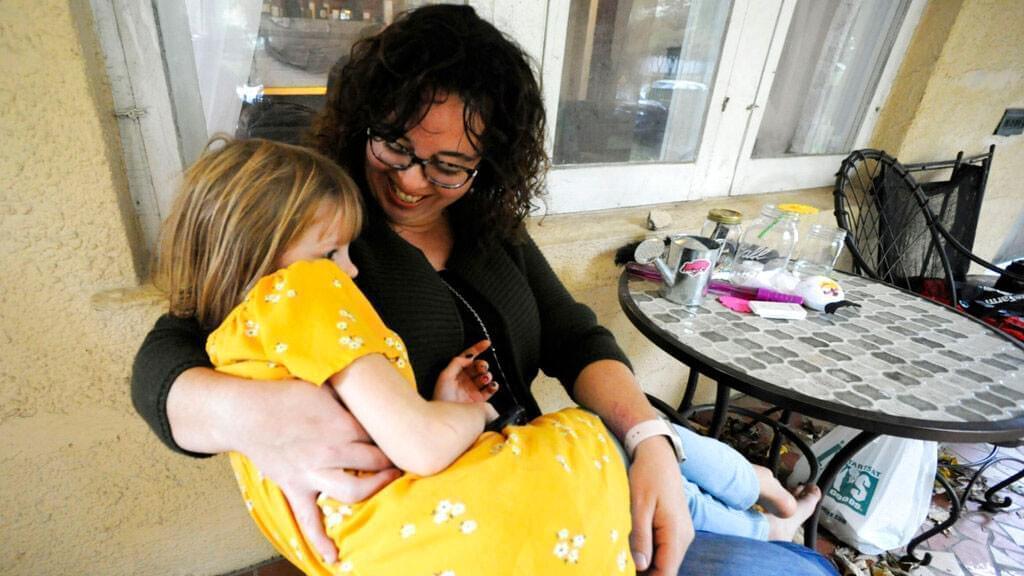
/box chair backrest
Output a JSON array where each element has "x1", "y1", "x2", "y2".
[
  {"x1": 832, "y1": 149, "x2": 959, "y2": 303},
  {"x1": 904, "y1": 145, "x2": 994, "y2": 281}
]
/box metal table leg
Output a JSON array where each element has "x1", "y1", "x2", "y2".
[
  {"x1": 983, "y1": 464, "x2": 1024, "y2": 511},
  {"x1": 901, "y1": 472, "x2": 961, "y2": 567},
  {"x1": 709, "y1": 382, "x2": 731, "y2": 439},
  {"x1": 677, "y1": 368, "x2": 700, "y2": 414},
  {"x1": 768, "y1": 409, "x2": 793, "y2": 476},
  {"x1": 805, "y1": 431, "x2": 879, "y2": 548}
]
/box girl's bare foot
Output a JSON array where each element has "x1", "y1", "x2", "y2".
[
  {"x1": 766, "y1": 484, "x2": 822, "y2": 542},
  {"x1": 754, "y1": 464, "x2": 798, "y2": 518}
]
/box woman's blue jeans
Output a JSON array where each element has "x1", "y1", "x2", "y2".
[{"x1": 678, "y1": 531, "x2": 839, "y2": 575}]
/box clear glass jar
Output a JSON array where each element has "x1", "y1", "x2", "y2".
[
  {"x1": 700, "y1": 208, "x2": 743, "y2": 269},
  {"x1": 792, "y1": 224, "x2": 847, "y2": 278},
  {"x1": 726, "y1": 204, "x2": 800, "y2": 284}
]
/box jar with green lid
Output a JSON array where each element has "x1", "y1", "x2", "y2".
[
  {"x1": 725, "y1": 204, "x2": 801, "y2": 285},
  {"x1": 700, "y1": 208, "x2": 743, "y2": 268}
]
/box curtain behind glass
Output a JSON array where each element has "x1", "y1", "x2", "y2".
[
  {"x1": 553, "y1": 0, "x2": 731, "y2": 166},
  {"x1": 752, "y1": 0, "x2": 909, "y2": 158}
]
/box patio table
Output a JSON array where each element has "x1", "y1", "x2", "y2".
[{"x1": 618, "y1": 270, "x2": 1024, "y2": 557}]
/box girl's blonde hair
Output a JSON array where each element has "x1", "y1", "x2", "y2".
[{"x1": 158, "y1": 136, "x2": 363, "y2": 329}]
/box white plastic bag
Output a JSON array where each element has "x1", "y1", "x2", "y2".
[{"x1": 789, "y1": 426, "x2": 937, "y2": 554}]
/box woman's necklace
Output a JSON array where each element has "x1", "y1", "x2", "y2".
[
  {"x1": 438, "y1": 276, "x2": 510, "y2": 386},
  {"x1": 439, "y1": 275, "x2": 527, "y2": 428}
]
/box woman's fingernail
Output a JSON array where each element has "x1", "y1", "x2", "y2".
[{"x1": 632, "y1": 551, "x2": 648, "y2": 570}]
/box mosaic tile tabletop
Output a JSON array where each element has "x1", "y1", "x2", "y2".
[{"x1": 624, "y1": 273, "x2": 1024, "y2": 430}]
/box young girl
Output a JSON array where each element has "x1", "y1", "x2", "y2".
[{"x1": 158, "y1": 137, "x2": 818, "y2": 575}]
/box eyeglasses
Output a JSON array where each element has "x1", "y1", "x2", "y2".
[{"x1": 367, "y1": 128, "x2": 479, "y2": 189}]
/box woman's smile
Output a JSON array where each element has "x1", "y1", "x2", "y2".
[{"x1": 365, "y1": 94, "x2": 481, "y2": 231}]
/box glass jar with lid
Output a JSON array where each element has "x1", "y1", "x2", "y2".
[
  {"x1": 700, "y1": 208, "x2": 743, "y2": 269},
  {"x1": 725, "y1": 204, "x2": 801, "y2": 285}
]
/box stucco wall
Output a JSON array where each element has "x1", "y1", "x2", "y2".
[
  {"x1": 872, "y1": 0, "x2": 1024, "y2": 264},
  {"x1": 0, "y1": 1, "x2": 271, "y2": 574}
]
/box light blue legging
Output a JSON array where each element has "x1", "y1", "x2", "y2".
[{"x1": 614, "y1": 424, "x2": 768, "y2": 540}]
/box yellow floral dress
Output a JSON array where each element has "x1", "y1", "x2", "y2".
[{"x1": 207, "y1": 259, "x2": 635, "y2": 576}]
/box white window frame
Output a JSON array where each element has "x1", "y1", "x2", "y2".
[
  {"x1": 538, "y1": 0, "x2": 926, "y2": 213},
  {"x1": 93, "y1": 0, "x2": 925, "y2": 255}
]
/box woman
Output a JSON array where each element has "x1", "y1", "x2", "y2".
[{"x1": 132, "y1": 5, "x2": 836, "y2": 575}]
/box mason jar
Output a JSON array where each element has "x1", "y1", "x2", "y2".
[
  {"x1": 726, "y1": 204, "x2": 800, "y2": 284},
  {"x1": 792, "y1": 224, "x2": 847, "y2": 278},
  {"x1": 700, "y1": 208, "x2": 743, "y2": 269}
]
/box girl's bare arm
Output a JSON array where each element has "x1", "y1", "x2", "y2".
[{"x1": 329, "y1": 354, "x2": 497, "y2": 477}]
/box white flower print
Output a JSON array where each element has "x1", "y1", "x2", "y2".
[
  {"x1": 394, "y1": 341, "x2": 404, "y2": 352},
  {"x1": 575, "y1": 415, "x2": 596, "y2": 429},
  {"x1": 267, "y1": 361, "x2": 277, "y2": 369},
  {"x1": 460, "y1": 520, "x2": 477, "y2": 534},
  {"x1": 617, "y1": 550, "x2": 628, "y2": 572},
  {"x1": 245, "y1": 499, "x2": 254, "y2": 511},
  {"x1": 510, "y1": 444, "x2": 521, "y2": 456},
  {"x1": 325, "y1": 512, "x2": 343, "y2": 529},
  {"x1": 333, "y1": 279, "x2": 343, "y2": 288},
  {"x1": 274, "y1": 342, "x2": 288, "y2": 354},
  {"x1": 451, "y1": 502, "x2": 466, "y2": 517},
  {"x1": 610, "y1": 529, "x2": 619, "y2": 543},
  {"x1": 597, "y1": 433, "x2": 607, "y2": 444},
  {"x1": 274, "y1": 281, "x2": 286, "y2": 291},
  {"x1": 339, "y1": 309, "x2": 356, "y2": 320},
  {"x1": 347, "y1": 336, "x2": 364, "y2": 350},
  {"x1": 264, "y1": 294, "x2": 281, "y2": 303},
  {"x1": 385, "y1": 336, "x2": 395, "y2": 347},
  {"x1": 339, "y1": 560, "x2": 354, "y2": 573},
  {"x1": 490, "y1": 443, "x2": 505, "y2": 455},
  {"x1": 554, "y1": 454, "x2": 572, "y2": 473},
  {"x1": 286, "y1": 289, "x2": 297, "y2": 298},
  {"x1": 244, "y1": 320, "x2": 259, "y2": 337},
  {"x1": 553, "y1": 530, "x2": 586, "y2": 564},
  {"x1": 594, "y1": 459, "x2": 603, "y2": 470},
  {"x1": 552, "y1": 421, "x2": 578, "y2": 439},
  {"x1": 434, "y1": 571, "x2": 455, "y2": 576},
  {"x1": 400, "y1": 523, "x2": 416, "y2": 538},
  {"x1": 395, "y1": 358, "x2": 406, "y2": 369},
  {"x1": 337, "y1": 321, "x2": 349, "y2": 330},
  {"x1": 433, "y1": 500, "x2": 455, "y2": 524},
  {"x1": 339, "y1": 336, "x2": 352, "y2": 346}
]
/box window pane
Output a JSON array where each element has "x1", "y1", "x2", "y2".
[
  {"x1": 186, "y1": 1, "x2": 463, "y2": 141},
  {"x1": 553, "y1": 0, "x2": 730, "y2": 166},
  {"x1": 752, "y1": 0, "x2": 909, "y2": 158}
]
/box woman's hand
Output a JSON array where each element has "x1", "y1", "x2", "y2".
[
  {"x1": 167, "y1": 368, "x2": 401, "y2": 564},
  {"x1": 570, "y1": 360, "x2": 694, "y2": 575},
  {"x1": 433, "y1": 340, "x2": 499, "y2": 404},
  {"x1": 628, "y1": 438, "x2": 694, "y2": 576}
]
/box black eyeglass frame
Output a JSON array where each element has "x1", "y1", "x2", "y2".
[{"x1": 366, "y1": 128, "x2": 479, "y2": 189}]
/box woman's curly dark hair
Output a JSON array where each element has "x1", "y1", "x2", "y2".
[{"x1": 312, "y1": 4, "x2": 547, "y2": 244}]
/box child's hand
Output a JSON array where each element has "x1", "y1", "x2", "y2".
[{"x1": 433, "y1": 340, "x2": 499, "y2": 404}]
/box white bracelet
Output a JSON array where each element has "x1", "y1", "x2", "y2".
[{"x1": 623, "y1": 418, "x2": 686, "y2": 462}]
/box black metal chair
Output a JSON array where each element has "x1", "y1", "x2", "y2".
[
  {"x1": 833, "y1": 148, "x2": 1024, "y2": 564},
  {"x1": 834, "y1": 147, "x2": 1023, "y2": 307}
]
